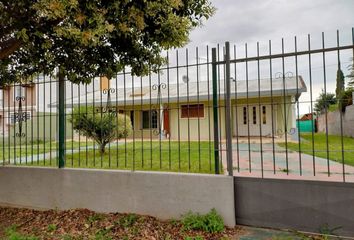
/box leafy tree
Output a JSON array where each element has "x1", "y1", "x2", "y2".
[
  {"x1": 69, "y1": 106, "x2": 132, "y2": 154},
  {"x1": 347, "y1": 58, "x2": 354, "y2": 88},
  {"x1": 338, "y1": 88, "x2": 354, "y2": 113},
  {"x1": 0, "y1": 0, "x2": 214, "y2": 85},
  {"x1": 314, "y1": 91, "x2": 336, "y2": 114},
  {"x1": 335, "y1": 63, "x2": 345, "y2": 99}
]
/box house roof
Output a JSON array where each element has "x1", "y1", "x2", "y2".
[{"x1": 50, "y1": 76, "x2": 307, "y2": 107}]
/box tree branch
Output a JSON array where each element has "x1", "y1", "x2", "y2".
[{"x1": 0, "y1": 38, "x2": 21, "y2": 60}]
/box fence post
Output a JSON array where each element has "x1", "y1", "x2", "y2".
[
  {"x1": 58, "y1": 67, "x2": 65, "y2": 168},
  {"x1": 212, "y1": 48, "x2": 220, "y2": 174},
  {"x1": 224, "y1": 42, "x2": 233, "y2": 176}
]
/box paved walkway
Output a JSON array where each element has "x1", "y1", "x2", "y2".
[{"x1": 223, "y1": 143, "x2": 354, "y2": 182}]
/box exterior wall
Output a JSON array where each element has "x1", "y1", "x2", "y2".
[
  {"x1": 3, "y1": 85, "x2": 36, "y2": 108},
  {"x1": 118, "y1": 102, "x2": 226, "y2": 141},
  {"x1": 317, "y1": 105, "x2": 354, "y2": 138},
  {"x1": 1, "y1": 112, "x2": 60, "y2": 144},
  {"x1": 235, "y1": 177, "x2": 354, "y2": 237},
  {"x1": 0, "y1": 167, "x2": 236, "y2": 227},
  {"x1": 0, "y1": 85, "x2": 36, "y2": 136}
]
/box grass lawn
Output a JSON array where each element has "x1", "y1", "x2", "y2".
[
  {"x1": 0, "y1": 141, "x2": 93, "y2": 163},
  {"x1": 278, "y1": 133, "x2": 354, "y2": 166},
  {"x1": 17, "y1": 141, "x2": 217, "y2": 174}
]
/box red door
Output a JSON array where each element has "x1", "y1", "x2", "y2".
[{"x1": 163, "y1": 108, "x2": 170, "y2": 136}]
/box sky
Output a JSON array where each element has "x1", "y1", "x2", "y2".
[
  {"x1": 39, "y1": 0, "x2": 354, "y2": 115},
  {"x1": 184, "y1": 0, "x2": 354, "y2": 114},
  {"x1": 187, "y1": 0, "x2": 354, "y2": 48}
]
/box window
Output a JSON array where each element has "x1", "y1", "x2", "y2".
[
  {"x1": 9, "y1": 112, "x2": 31, "y2": 124},
  {"x1": 252, "y1": 107, "x2": 257, "y2": 124},
  {"x1": 142, "y1": 110, "x2": 158, "y2": 129},
  {"x1": 243, "y1": 107, "x2": 247, "y2": 125},
  {"x1": 262, "y1": 106, "x2": 267, "y2": 124},
  {"x1": 181, "y1": 104, "x2": 204, "y2": 118}
]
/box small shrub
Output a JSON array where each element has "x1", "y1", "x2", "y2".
[
  {"x1": 70, "y1": 106, "x2": 132, "y2": 155},
  {"x1": 182, "y1": 209, "x2": 224, "y2": 233}
]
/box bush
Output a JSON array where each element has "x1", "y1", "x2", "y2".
[
  {"x1": 69, "y1": 106, "x2": 132, "y2": 154},
  {"x1": 182, "y1": 209, "x2": 224, "y2": 233},
  {"x1": 338, "y1": 88, "x2": 353, "y2": 112}
]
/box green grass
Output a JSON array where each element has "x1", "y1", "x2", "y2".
[
  {"x1": 0, "y1": 141, "x2": 93, "y2": 162},
  {"x1": 278, "y1": 133, "x2": 354, "y2": 166},
  {"x1": 16, "y1": 141, "x2": 216, "y2": 174}
]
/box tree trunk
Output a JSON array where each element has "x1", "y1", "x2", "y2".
[{"x1": 99, "y1": 143, "x2": 106, "y2": 155}]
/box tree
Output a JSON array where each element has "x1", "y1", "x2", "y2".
[
  {"x1": 0, "y1": 0, "x2": 214, "y2": 85},
  {"x1": 338, "y1": 88, "x2": 354, "y2": 113},
  {"x1": 335, "y1": 63, "x2": 345, "y2": 99},
  {"x1": 69, "y1": 106, "x2": 133, "y2": 154},
  {"x1": 314, "y1": 91, "x2": 336, "y2": 114},
  {"x1": 347, "y1": 58, "x2": 354, "y2": 88}
]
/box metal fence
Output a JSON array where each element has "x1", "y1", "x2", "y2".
[{"x1": 1, "y1": 28, "x2": 354, "y2": 182}]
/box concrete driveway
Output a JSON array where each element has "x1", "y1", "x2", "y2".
[{"x1": 222, "y1": 142, "x2": 354, "y2": 182}]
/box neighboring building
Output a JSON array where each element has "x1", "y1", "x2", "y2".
[
  {"x1": 59, "y1": 76, "x2": 307, "y2": 140},
  {"x1": 0, "y1": 83, "x2": 36, "y2": 136},
  {"x1": 297, "y1": 112, "x2": 317, "y2": 133}
]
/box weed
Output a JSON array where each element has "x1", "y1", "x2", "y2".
[
  {"x1": 47, "y1": 224, "x2": 57, "y2": 232},
  {"x1": 5, "y1": 225, "x2": 39, "y2": 240},
  {"x1": 87, "y1": 213, "x2": 105, "y2": 224},
  {"x1": 319, "y1": 224, "x2": 341, "y2": 237},
  {"x1": 182, "y1": 209, "x2": 224, "y2": 233},
  {"x1": 62, "y1": 235, "x2": 73, "y2": 240},
  {"x1": 184, "y1": 236, "x2": 204, "y2": 240},
  {"x1": 94, "y1": 228, "x2": 112, "y2": 240},
  {"x1": 117, "y1": 214, "x2": 138, "y2": 228}
]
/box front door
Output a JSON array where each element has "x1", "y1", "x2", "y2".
[{"x1": 234, "y1": 105, "x2": 274, "y2": 137}]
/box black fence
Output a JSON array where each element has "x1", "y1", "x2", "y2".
[{"x1": 1, "y1": 28, "x2": 354, "y2": 182}]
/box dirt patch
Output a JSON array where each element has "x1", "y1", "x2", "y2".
[{"x1": 0, "y1": 207, "x2": 242, "y2": 239}]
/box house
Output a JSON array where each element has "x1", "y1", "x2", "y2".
[
  {"x1": 60, "y1": 76, "x2": 307, "y2": 140},
  {"x1": 0, "y1": 83, "x2": 36, "y2": 136}
]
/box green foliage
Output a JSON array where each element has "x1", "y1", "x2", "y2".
[
  {"x1": 47, "y1": 224, "x2": 57, "y2": 232},
  {"x1": 184, "y1": 236, "x2": 204, "y2": 240},
  {"x1": 87, "y1": 213, "x2": 105, "y2": 224},
  {"x1": 182, "y1": 209, "x2": 224, "y2": 233},
  {"x1": 5, "y1": 225, "x2": 39, "y2": 240},
  {"x1": 336, "y1": 66, "x2": 345, "y2": 98},
  {"x1": 338, "y1": 88, "x2": 354, "y2": 112},
  {"x1": 69, "y1": 106, "x2": 132, "y2": 154},
  {"x1": 347, "y1": 58, "x2": 354, "y2": 87},
  {"x1": 0, "y1": 0, "x2": 214, "y2": 85},
  {"x1": 117, "y1": 214, "x2": 138, "y2": 228},
  {"x1": 94, "y1": 229, "x2": 112, "y2": 240},
  {"x1": 314, "y1": 91, "x2": 336, "y2": 114},
  {"x1": 319, "y1": 223, "x2": 341, "y2": 238}
]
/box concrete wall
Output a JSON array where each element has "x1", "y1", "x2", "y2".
[
  {"x1": 317, "y1": 105, "x2": 354, "y2": 138},
  {"x1": 0, "y1": 167, "x2": 235, "y2": 227},
  {"x1": 235, "y1": 177, "x2": 354, "y2": 237}
]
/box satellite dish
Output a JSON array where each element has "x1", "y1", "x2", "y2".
[{"x1": 182, "y1": 75, "x2": 189, "y2": 83}]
